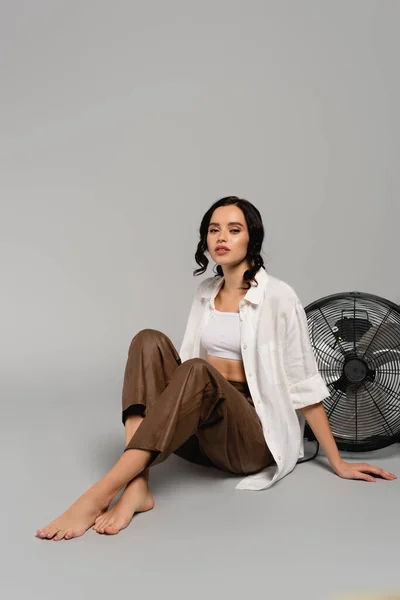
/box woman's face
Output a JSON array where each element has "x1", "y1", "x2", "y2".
[{"x1": 206, "y1": 205, "x2": 250, "y2": 267}]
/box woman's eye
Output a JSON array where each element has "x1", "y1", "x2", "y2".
[{"x1": 209, "y1": 229, "x2": 240, "y2": 234}]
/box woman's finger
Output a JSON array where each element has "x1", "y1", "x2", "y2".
[
  {"x1": 360, "y1": 464, "x2": 391, "y2": 476},
  {"x1": 383, "y1": 470, "x2": 397, "y2": 478},
  {"x1": 373, "y1": 467, "x2": 396, "y2": 479},
  {"x1": 379, "y1": 470, "x2": 397, "y2": 479},
  {"x1": 356, "y1": 471, "x2": 376, "y2": 482}
]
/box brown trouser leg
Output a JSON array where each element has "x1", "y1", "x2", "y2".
[{"x1": 121, "y1": 329, "x2": 274, "y2": 474}]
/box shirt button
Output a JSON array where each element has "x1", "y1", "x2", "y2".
[
  {"x1": 278, "y1": 456, "x2": 282, "y2": 461},
  {"x1": 243, "y1": 343, "x2": 247, "y2": 349},
  {"x1": 248, "y1": 373, "x2": 252, "y2": 377}
]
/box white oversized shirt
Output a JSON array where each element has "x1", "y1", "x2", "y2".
[{"x1": 178, "y1": 267, "x2": 330, "y2": 491}]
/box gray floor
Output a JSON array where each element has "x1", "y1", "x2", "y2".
[{"x1": 3, "y1": 377, "x2": 400, "y2": 600}]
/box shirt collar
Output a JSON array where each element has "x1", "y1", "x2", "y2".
[{"x1": 200, "y1": 266, "x2": 268, "y2": 307}]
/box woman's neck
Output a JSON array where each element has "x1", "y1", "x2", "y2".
[{"x1": 220, "y1": 262, "x2": 251, "y2": 295}]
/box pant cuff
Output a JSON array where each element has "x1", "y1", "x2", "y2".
[{"x1": 122, "y1": 403, "x2": 146, "y2": 425}]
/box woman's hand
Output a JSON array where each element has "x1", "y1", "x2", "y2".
[
  {"x1": 299, "y1": 403, "x2": 397, "y2": 482},
  {"x1": 333, "y1": 460, "x2": 397, "y2": 482}
]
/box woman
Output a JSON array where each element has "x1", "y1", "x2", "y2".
[{"x1": 36, "y1": 196, "x2": 396, "y2": 541}]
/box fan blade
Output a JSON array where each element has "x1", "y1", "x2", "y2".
[
  {"x1": 357, "y1": 322, "x2": 400, "y2": 363},
  {"x1": 312, "y1": 338, "x2": 344, "y2": 384}
]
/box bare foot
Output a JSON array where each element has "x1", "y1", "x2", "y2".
[
  {"x1": 36, "y1": 490, "x2": 110, "y2": 541},
  {"x1": 93, "y1": 476, "x2": 154, "y2": 535}
]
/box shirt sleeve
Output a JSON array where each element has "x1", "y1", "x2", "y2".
[{"x1": 283, "y1": 299, "x2": 331, "y2": 410}]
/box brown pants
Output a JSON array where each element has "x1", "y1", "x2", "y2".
[{"x1": 121, "y1": 329, "x2": 274, "y2": 475}]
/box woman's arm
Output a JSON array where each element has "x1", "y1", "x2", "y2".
[
  {"x1": 301, "y1": 402, "x2": 341, "y2": 467},
  {"x1": 301, "y1": 402, "x2": 397, "y2": 482}
]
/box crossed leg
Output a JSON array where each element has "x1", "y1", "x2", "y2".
[
  {"x1": 35, "y1": 437, "x2": 155, "y2": 541},
  {"x1": 35, "y1": 346, "x2": 270, "y2": 541},
  {"x1": 92, "y1": 414, "x2": 155, "y2": 535}
]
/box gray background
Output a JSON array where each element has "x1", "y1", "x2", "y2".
[{"x1": 1, "y1": 1, "x2": 399, "y2": 599}]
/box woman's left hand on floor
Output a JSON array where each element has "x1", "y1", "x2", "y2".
[{"x1": 333, "y1": 460, "x2": 397, "y2": 482}]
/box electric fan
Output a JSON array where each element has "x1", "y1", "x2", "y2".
[{"x1": 303, "y1": 291, "x2": 400, "y2": 452}]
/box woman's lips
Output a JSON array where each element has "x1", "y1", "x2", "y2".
[{"x1": 215, "y1": 249, "x2": 230, "y2": 254}]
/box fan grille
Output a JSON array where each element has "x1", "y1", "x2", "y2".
[{"x1": 305, "y1": 291, "x2": 400, "y2": 451}]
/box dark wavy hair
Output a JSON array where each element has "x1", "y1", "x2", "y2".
[{"x1": 193, "y1": 196, "x2": 266, "y2": 290}]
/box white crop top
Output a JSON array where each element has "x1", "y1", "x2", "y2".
[{"x1": 200, "y1": 308, "x2": 242, "y2": 361}]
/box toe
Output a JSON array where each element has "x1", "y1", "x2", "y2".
[
  {"x1": 38, "y1": 531, "x2": 48, "y2": 539},
  {"x1": 53, "y1": 530, "x2": 66, "y2": 542},
  {"x1": 37, "y1": 524, "x2": 57, "y2": 539},
  {"x1": 73, "y1": 529, "x2": 85, "y2": 538},
  {"x1": 105, "y1": 526, "x2": 119, "y2": 535},
  {"x1": 97, "y1": 515, "x2": 112, "y2": 533},
  {"x1": 45, "y1": 526, "x2": 58, "y2": 539},
  {"x1": 93, "y1": 516, "x2": 105, "y2": 531},
  {"x1": 47, "y1": 533, "x2": 55, "y2": 539},
  {"x1": 50, "y1": 531, "x2": 61, "y2": 541}
]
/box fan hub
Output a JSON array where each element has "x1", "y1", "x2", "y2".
[{"x1": 344, "y1": 357, "x2": 368, "y2": 383}]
